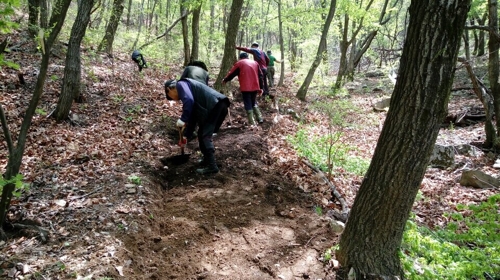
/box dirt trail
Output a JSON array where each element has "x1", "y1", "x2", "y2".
[{"x1": 116, "y1": 101, "x2": 337, "y2": 279}]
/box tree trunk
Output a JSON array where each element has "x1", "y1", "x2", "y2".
[
  {"x1": 476, "y1": 13, "x2": 487, "y2": 56},
  {"x1": 334, "y1": 14, "x2": 349, "y2": 90},
  {"x1": 0, "y1": 0, "x2": 72, "y2": 235},
  {"x1": 40, "y1": 0, "x2": 49, "y2": 28},
  {"x1": 190, "y1": 3, "x2": 202, "y2": 62},
  {"x1": 28, "y1": 0, "x2": 40, "y2": 36},
  {"x1": 126, "y1": 0, "x2": 132, "y2": 28},
  {"x1": 180, "y1": 0, "x2": 190, "y2": 66},
  {"x1": 213, "y1": 0, "x2": 244, "y2": 91},
  {"x1": 488, "y1": 0, "x2": 500, "y2": 144},
  {"x1": 132, "y1": 0, "x2": 145, "y2": 50},
  {"x1": 277, "y1": 0, "x2": 285, "y2": 86},
  {"x1": 336, "y1": 0, "x2": 471, "y2": 278},
  {"x1": 296, "y1": 0, "x2": 337, "y2": 101},
  {"x1": 54, "y1": 0, "x2": 94, "y2": 121},
  {"x1": 98, "y1": 0, "x2": 125, "y2": 54}
]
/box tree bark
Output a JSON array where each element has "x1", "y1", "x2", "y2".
[
  {"x1": 213, "y1": 0, "x2": 244, "y2": 91},
  {"x1": 54, "y1": 0, "x2": 94, "y2": 121},
  {"x1": 180, "y1": 0, "x2": 190, "y2": 66},
  {"x1": 296, "y1": 0, "x2": 336, "y2": 101},
  {"x1": 336, "y1": 0, "x2": 471, "y2": 278},
  {"x1": 488, "y1": 0, "x2": 500, "y2": 145},
  {"x1": 98, "y1": 0, "x2": 125, "y2": 54},
  {"x1": 28, "y1": 0, "x2": 40, "y2": 36},
  {"x1": 39, "y1": 0, "x2": 49, "y2": 28},
  {"x1": 190, "y1": 3, "x2": 202, "y2": 62},
  {"x1": 277, "y1": 0, "x2": 285, "y2": 87}
]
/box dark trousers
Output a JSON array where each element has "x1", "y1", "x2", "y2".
[
  {"x1": 198, "y1": 101, "x2": 229, "y2": 152},
  {"x1": 241, "y1": 91, "x2": 258, "y2": 110},
  {"x1": 261, "y1": 68, "x2": 269, "y2": 96}
]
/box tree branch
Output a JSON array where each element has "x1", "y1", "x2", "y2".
[
  {"x1": 137, "y1": 11, "x2": 191, "y2": 50},
  {"x1": 301, "y1": 159, "x2": 349, "y2": 214}
]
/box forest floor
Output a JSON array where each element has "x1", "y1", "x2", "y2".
[{"x1": 0, "y1": 34, "x2": 499, "y2": 280}]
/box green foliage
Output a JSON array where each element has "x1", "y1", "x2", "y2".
[
  {"x1": 288, "y1": 128, "x2": 369, "y2": 176},
  {"x1": 0, "y1": 0, "x2": 19, "y2": 70},
  {"x1": 0, "y1": 174, "x2": 29, "y2": 198},
  {"x1": 401, "y1": 195, "x2": 500, "y2": 279},
  {"x1": 35, "y1": 108, "x2": 47, "y2": 116},
  {"x1": 314, "y1": 205, "x2": 323, "y2": 216},
  {"x1": 128, "y1": 175, "x2": 141, "y2": 185},
  {"x1": 0, "y1": 0, "x2": 19, "y2": 33},
  {"x1": 288, "y1": 99, "x2": 369, "y2": 176},
  {"x1": 323, "y1": 245, "x2": 339, "y2": 262}
]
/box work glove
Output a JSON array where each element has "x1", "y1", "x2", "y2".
[
  {"x1": 176, "y1": 119, "x2": 185, "y2": 127},
  {"x1": 178, "y1": 137, "x2": 187, "y2": 147}
]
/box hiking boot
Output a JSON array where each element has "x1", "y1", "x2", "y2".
[
  {"x1": 196, "y1": 149, "x2": 219, "y2": 174},
  {"x1": 197, "y1": 157, "x2": 207, "y2": 166},
  {"x1": 253, "y1": 106, "x2": 264, "y2": 124},
  {"x1": 246, "y1": 110, "x2": 256, "y2": 126}
]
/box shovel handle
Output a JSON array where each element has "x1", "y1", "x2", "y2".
[{"x1": 179, "y1": 126, "x2": 185, "y2": 155}]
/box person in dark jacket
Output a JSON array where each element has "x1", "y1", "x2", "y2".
[
  {"x1": 236, "y1": 42, "x2": 270, "y2": 97},
  {"x1": 164, "y1": 78, "x2": 230, "y2": 174},
  {"x1": 131, "y1": 50, "x2": 148, "y2": 72},
  {"x1": 222, "y1": 52, "x2": 264, "y2": 125},
  {"x1": 180, "y1": 60, "x2": 210, "y2": 85}
]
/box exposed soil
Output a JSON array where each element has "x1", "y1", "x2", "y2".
[{"x1": 0, "y1": 33, "x2": 498, "y2": 280}]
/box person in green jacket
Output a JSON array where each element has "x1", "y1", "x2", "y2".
[{"x1": 266, "y1": 50, "x2": 281, "y2": 88}]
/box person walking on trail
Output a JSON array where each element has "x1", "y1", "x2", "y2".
[
  {"x1": 222, "y1": 52, "x2": 264, "y2": 126},
  {"x1": 131, "y1": 50, "x2": 148, "y2": 72},
  {"x1": 236, "y1": 42, "x2": 270, "y2": 98},
  {"x1": 266, "y1": 50, "x2": 281, "y2": 88},
  {"x1": 164, "y1": 78, "x2": 230, "y2": 175},
  {"x1": 181, "y1": 60, "x2": 210, "y2": 85}
]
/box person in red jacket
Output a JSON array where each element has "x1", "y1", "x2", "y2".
[
  {"x1": 236, "y1": 42, "x2": 270, "y2": 98},
  {"x1": 222, "y1": 52, "x2": 264, "y2": 125}
]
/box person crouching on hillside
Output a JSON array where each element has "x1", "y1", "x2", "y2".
[
  {"x1": 222, "y1": 52, "x2": 264, "y2": 125},
  {"x1": 131, "y1": 50, "x2": 148, "y2": 72},
  {"x1": 164, "y1": 78, "x2": 230, "y2": 174}
]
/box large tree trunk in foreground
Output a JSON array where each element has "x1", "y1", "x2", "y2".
[
  {"x1": 54, "y1": 0, "x2": 94, "y2": 121},
  {"x1": 296, "y1": 0, "x2": 336, "y2": 101},
  {"x1": 336, "y1": 0, "x2": 471, "y2": 278}
]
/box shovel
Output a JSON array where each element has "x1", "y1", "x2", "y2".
[{"x1": 160, "y1": 127, "x2": 191, "y2": 166}]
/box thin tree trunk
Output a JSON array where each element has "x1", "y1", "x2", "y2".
[
  {"x1": 214, "y1": 0, "x2": 244, "y2": 91},
  {"x1": 296, "y1": 0, "x2": 337, "y2": 101},
  {"x1": 40, "y1": 0, "x2": 49, "y2": 28},
  {"x1": 54, "y1": 0, "x2": 94, "y2": 121},
  {"x1": 190, "y1": 3, "x2": 202, "y2": 62},
  {"x1": 0, "y1": 0, "x2": 72, "y2": 235},
  {"x1": 488, "y1": 0, "x2": 500, "y2": 144},
  {"x1": 180, "y1": 0, "x2": 190, "y2": 66},
  {"x1": 126, "y1": 0, "x2": 132, "y2": 28},
  {"x1": 336, "y1": 0, "x2": 471, "y2": 277},
  {"x1": 98, "y1": 0, "x2": 125, "y2": 54},
  {"x1": 28, "y1": 0, "x2": 40, "y2": 36},
  {"x1": 277, "y1": 0, "x2": 285, "y2": 86}
]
